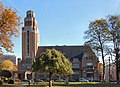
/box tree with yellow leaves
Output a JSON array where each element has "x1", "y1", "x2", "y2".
[
  {"x1": 0, "y1": 2, "x2": 22, "y2": 54},
  {"x1": 0, "y1": 60, "x2": 14, "y2": 71}
]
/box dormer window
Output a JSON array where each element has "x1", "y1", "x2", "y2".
[
  {"x1": 86, "y1": 63, "x2": 93, "y2": 66},
  {"x1": 73, "y1": 58, "x2": 78, "y2": 62},
  {"x1": 72, "y1": 64, "x2": 79, "y2": 68}
]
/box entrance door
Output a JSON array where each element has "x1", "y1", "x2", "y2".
[{"x1": 27, "y1": 73, "x2": 32, "y2": 80}]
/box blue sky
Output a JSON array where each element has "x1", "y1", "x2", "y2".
[{"x1": 2, "y1": 0, "x2": 120, "y2": 59}]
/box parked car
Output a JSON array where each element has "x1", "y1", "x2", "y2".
[
  {"x1": 44, "y1": 78, "x2": 54, "y2": 83},
  {"x1": 34, "y1": 79, "x2": 43, "y2": 82},
  {"x1": 69, "y1": 79, "x2": 76, "y2": 82},
  {"x1": 79, "y1": 78, "x2": 89, "y2": 82},
  {"x1": 93, "y1": 79, "x2": 101, "y2": 82},
  {"x1": 22, "y1": 79, "x2": 31, "y2": 82},
  {"x1": 55, "y1": 79, "x2": 65, "y2": 82},
  {"x1": 15, "y1": 79, "x2": 22, "y2": 82}
]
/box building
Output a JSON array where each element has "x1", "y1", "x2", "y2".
[
  {"x1": 105, "y1": 62, "x2": 116, "y2": 82},
  {"x1": 0, "y1": 55, "x2": 16, "y2": 64},
  {"x1": 18, "y1": 10, "x2": 99, "y2": 81}
]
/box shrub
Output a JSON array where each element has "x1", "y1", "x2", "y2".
[
  {"x1": 0, "y1": 70, "x2": 12, "y2": 78},
  {"x1": 8, "y1": 79, "x2": 14, "y2": 84},
  {"x1": 0, "y1": 80, "x2": 3, "y2": 85}
]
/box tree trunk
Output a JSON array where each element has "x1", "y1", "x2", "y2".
[
  {"x1": 115, "y1": 48, "x2": 119, "y2": 83},
  {"x1": 102, "y1": 56, "x2": 105, "y2": 82},
  {"x1": 101, "y1": 48, "x2": 105, "y2": 82},
  {"x1": 49, "y1": 72, "x2": 52, "y2": 87}
]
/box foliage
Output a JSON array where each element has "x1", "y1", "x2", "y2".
[
  {"x1": 13, "y1": 64, "x2": 18, "y2": 71},
  {"x1": 32, "y1": 48, "x2": 73, "y2": 75},
  {"x1": 0, "y1": 70, "x2": 12, "y2": 78},
  {"x1": 84, "y1": 15, "x2": 120, "y2": 82},
  {"x1": 0, "y1": 80, "x2": 3, "y2": 85},
  {"x1": 32, "y1": 48, "x2": 73, "y2": 87},
  {"x1": 0, "y1": 60, "x2": 14, "y2": 71},
  {"x1": 8, "y1": 79, "x2": 14, "y2": 84},
  {"x1": 107, "y1": 15, "x2": 120, "y2": 82},
  {"x1": 0, "y1": 2, "x2": 22, "y2": 54},
  {"x1": 84, "y1": 19, "x2": 109, "y2": 81}
]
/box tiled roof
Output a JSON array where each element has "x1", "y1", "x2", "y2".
[
  {"x1": 36, "y1": 45, "x2": 86, "y2": 59},
  {"x1": 70, "y1": 52, "x2": 84, "y2": 61}
]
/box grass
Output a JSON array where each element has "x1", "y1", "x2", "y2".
[{"x1": 2, "y1": 82, "x2": 120, "y2": 87}]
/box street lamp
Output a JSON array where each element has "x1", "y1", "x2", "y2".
[
  {"x1": 93, "y1": 67, "x2": 94, "y2": 81},
  {"x1": 83, "y1": 70, "x2": 86, "y2": 78},
  {"x1": 109, "y1": 57, "x2": 110, "y2": 83}
]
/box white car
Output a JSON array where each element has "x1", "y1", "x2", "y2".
[
  {"x1": 79, "y1": 78, "x2": 89, "y2": 82},
  {"x1": 55, "y1": 79, "x2": 65, "y2": 82}
]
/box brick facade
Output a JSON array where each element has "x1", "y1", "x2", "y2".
[{"x1": 18, "y1": 10, "x2": 99, "y2": 81}]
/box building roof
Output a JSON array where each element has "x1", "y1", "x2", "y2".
[
  {"x1": 36, "y1": 45, "x2": 86, "y2": 59},
  {"x1": 70, "y1": 52, "x2": 84, "y2": 61}
]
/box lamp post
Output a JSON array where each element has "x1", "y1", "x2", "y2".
[
  {"x1": 83, "y1": 70, "x2": 86, "y2": 78},
  {"x1": 109, "y1": 57, "x2": 110, "y2": 83},
  {"x1": 93, "y1": 67, "x2": 94, "y2": 81}
]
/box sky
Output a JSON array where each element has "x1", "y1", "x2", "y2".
[{"x1": 2, "y1": 0, "x2": 120, "y2": 60}]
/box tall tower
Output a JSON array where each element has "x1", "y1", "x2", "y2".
[
  {"x1": 18, "y1": 10, "x2": 39, "y2": 80},
  {"x1": 22, "y1": 10, "x2": 39, "y2": 60}
]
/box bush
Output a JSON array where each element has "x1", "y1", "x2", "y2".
[
  {"x1": 0, "y1": 70, "x2": 12, "y2": 78},
  {"x1": 8, "y1": 79, "x2": 14, "y2": 84},
  {"x1": 4, "y1": 77, "x2": 8, "y2": 83},
  {"x1": 0, "y1": 80, "x2": 3, "y2": 85}
]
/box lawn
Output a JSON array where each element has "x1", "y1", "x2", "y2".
[{"x1": 2, "y1": 82, "x2": 120, "y2": 87}]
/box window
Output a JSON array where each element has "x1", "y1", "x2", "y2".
[
  {"x1": 25, "y1": 21, "x2": 28, "y2": 26},
  {"x1": 27, "y1": 14, "x2": 31, "y2": 17},
  {"x1": 73, "y1": 75, "x2": 79, "y2": 79},
  {"x1": 27, "y1": 30, "x2": 29, "y2": 37},
  {"x1": 86, "y1": 63, "x2": 93, "y2": 66},
  {"x1": 39, "y1": 74, "x2": 44, "y2": 79},
  {"x1": 73, "y1": 58, "x2": 78, "y2": 62},
  {"x1": 86, "y1": 57, "x2": 88, "y2": 60},
  {"x1": 86, "y1": 57, "x2": 93, "y2": 60},
  {"x1": 73, "y1": 64, "x2": 79, "y2": 68},
  {"x1": 25, "y1": 21, "x2": 32, "y2": 26},
  {"x1": 33, "y1": 21, "x2": 35, "y2": 26},
  {"x1": 87, "y1": 73, "x2": 93, "y2": 77},
  {"x1": 27, "y1": 30, "x2": 29, "y2": 55},
  {"x1": 28, "y1": 21, "x2": 32, "y2": 26}
]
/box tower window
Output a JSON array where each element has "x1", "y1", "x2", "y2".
[
  {"x1": 27, "y1": 38, "x2": 29, "y2": 43},
  {"x1": 25, "y1": 21, "x2": 32, "y2": 26},
  {"x1": 27, "y1": 30, "x2": 30, "y2": 56},
  {"x1": 27, "y1": 30, "x2": 29, "y2": 38}
]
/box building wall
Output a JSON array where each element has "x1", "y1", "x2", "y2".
[
  {"x1": 0, "y1": 55, "x2": 16, "y2": 64},
  {"x1": 82, "y1": 50, "x2": 99, "y2": 81},
  {"x1": 105, "y1": 63, "x2": 116, "y2": 82},
  {"x1": 19, "y1": 10, "x2": 100, "y2": 81},
  {"x1": 97, "y1": 63, "x2": 102, "y2": 80},
  {"x1": 22, "y1": 10, "x2": 39, "y2": 60}
]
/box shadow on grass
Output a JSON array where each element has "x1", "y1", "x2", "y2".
[
  {"x1": 52, "y1": 82, "x2": 120, "y2": 87},
  {"x1": 1, "y1": 82, "x2": 120, "y2": 87}
]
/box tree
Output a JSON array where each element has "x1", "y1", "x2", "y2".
[
  {"x1": 0, "y1": 2, "x2": 21, "y2": 54},
  {"x1": 0, "y1": 60, "x2": 14, "y2": 71},
  {"x1": 32, "y1": 48, "x2": 73, "y2": 87},
  {"x1": 0, "y1": 70, "x2": 12, "y2": 78},
  {"x1": 84, "y1": 19, "x2": 109, "y2": 81},
  {"x1": 107, "y1": 15, "x2": 120, "y2": 82}
]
